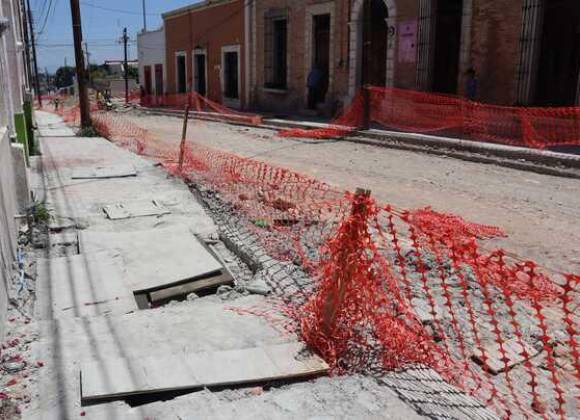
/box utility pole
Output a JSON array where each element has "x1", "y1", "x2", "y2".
[
  {"x1": 25, "y1": 0, "x2": 42, "y2": 107},
  {"x1": 142, "y1": 0, "x2": 147, "y2": 31},
  {"x1": 123, "y1": 27, "x2": 129, "y2": 104},
  {"x1": 84, "y1": 41, "x2": 91, "y2": 87},
  {"x1": 69, "y1": 0, "x2": 91, "y2": 128},
  {"x1": 20, "y1": 0, "x2": 33, "y2": 88},
  {"x1": 45, "y1": 67, "x2": 50, "y2": 92}
]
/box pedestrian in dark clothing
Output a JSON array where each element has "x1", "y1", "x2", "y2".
[
  {"x1": 307, "y1": 65, "x2": 323, "y2": 110},
  {"x1": 465, "y1": 68, "x2": 478, "y2": 101}
]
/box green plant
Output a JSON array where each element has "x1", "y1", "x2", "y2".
[
  {"x1": 76, "y1": 126, "x2": 100, "y2": 137},
  {"x1": 32, "y1": 202, "x2": 52, "y2": 224}
]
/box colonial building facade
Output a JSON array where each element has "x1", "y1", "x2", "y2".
[
  {"x1": 163, "y1": 0, "x2": 248, "y2": 109},
  {"x1": 149, "y1": 0, "x2": 580, "y2": 112}
]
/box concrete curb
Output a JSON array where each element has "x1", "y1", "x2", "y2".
[{"x1": 137, "y1": 107, "x2": 580, "y2": 179}]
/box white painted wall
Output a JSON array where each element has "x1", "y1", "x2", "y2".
[
  {"x1": 0, "y1": 127, "x2": 19, "y2": 340},
  {"x1": 0, "y1": 0, "x2": 27, "y2": 127},
  {"x1": 137, "y1": 27, "x2": 166, "y2": 95},
  {"x1": 0, "y1": 0, "x2": 29, "y2": 340}
]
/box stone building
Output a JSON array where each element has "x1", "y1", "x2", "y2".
[
  {"x1": 245, "y1": 0, "x2": 580, "y2": 114},
  {"x1": 163, "y1": 0, "x2": 248, "y2": 109},
  {"x1": 157, "y1": 0, "x2": 580, "y2": 112}
]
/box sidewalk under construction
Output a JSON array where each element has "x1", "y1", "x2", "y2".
[{"x1": 2, "y1": 111, "x2": 502, "y2": 420}]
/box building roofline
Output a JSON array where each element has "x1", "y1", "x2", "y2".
[
  {"x1": 138, "y1": 26, "x2": 164, "y2": 36},
  {"x1": 162, "y1": 0, "x2": 238, "y2": 20}
]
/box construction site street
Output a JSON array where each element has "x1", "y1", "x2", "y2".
[{"x1": 127, "y1": 112, "x2": 580, "y2": 275}]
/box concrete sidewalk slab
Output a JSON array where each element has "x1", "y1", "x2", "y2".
[
  {"x1": 35, "y1": 252, "x2": 138, "y2": 320},
  {"x1": 29, "y1": 296, "x2": 295, "y2": 419},
  {"x1": 79, "y1": 226, "x2": 223, "y2": 294},
  {"x1": 80, "y1": 342, "x2": 329, "y2": 405},
  {"x1": 70, "y1": 163, "x2": 137, "y2": 180},
  {"x1": 36, "y1": 135, "x2": 216, "y2": 236}
]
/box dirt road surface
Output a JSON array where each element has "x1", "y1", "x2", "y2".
[{"x1": 127, "y1": 113, "x2": 580, "y2": 275}]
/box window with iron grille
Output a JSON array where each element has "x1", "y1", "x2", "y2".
[{"x1": 264, "y1": 12, "x2": 288, "y2": 89}]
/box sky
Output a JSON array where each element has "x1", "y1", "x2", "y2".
[{"x1": 34, "y1": 0, "x2": 200, "y2": 72}]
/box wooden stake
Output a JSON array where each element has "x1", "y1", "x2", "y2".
[{"x1": 178, "y1": 104, "x2": 190, "y2": 171}]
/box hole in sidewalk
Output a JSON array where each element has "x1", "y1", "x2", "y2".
[
  {"x1": 133, "y1": 271, "x2": 234, "y2": 310},
  {"x1": 132, "y1": 240, "x2": 239, "y2": 310}
]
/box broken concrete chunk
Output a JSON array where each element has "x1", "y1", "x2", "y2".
[
  {"x1": 103, "y1": 200, "x2": 170, "y2": 220},
  {"x1": 245, "y1": 272, "x2": 272, "y2": 296}
]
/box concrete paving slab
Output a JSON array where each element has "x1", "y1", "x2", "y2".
[
  {"x1": 35, "y1": 252, "x2": 138, "y2": 320},
  {"x1": 128, "y1": 376, "x2": 428, "y2": 420},
  {"x1": 28, "y1": 296, "x2": 293, "y2": 419},
  {"x1": 103, "y1": 199, "x2": 170, "y2": 220},
  {"x1": 80, "y1": 342, "x2": 329, "y2": 405},
  {"x1": 79, "y1": 225, "x2": 223, "y2": 293},
  {"x1": 70, "y1": 164, "x2": 137, "y2": 180},
  {"x1": 37, "y1": 126, "x2": 76, "y2": 137},
  {"x1": 37, "y1": 135, "x2": 216, "y2": 237}
]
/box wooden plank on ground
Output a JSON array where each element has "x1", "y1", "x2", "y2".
[
  {"x1": 79, "y1": 226, "x2": 224, "y2": 294},
  {"x1": 103, "y1": 199, "x2": 170, "y2": 220},
  {"x1": 35, "y1": 252, "x2": 138, "y2": 320},
  {"x1": 80, "y1": 342, "x2": 329, "y2": 405},
  {"x1": 149, "y1": 271, "x2": 233, "y2": 305}
]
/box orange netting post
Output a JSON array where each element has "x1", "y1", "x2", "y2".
[
  {"x1": 301, "y1": 188, "x2": 374, "y2": 368},
  {"x1": 321, "y1": 188, "x2": 371, "y2": 336}
]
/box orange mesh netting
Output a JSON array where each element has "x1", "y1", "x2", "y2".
[
  {"x1": 280, "y1": 86, "x2": 580, "y2": 150},
  {"x1": 140, "y1": 91, "x2": 263, "y2": 126},
  {"x1": 54, "y1": 108, "x2": 579, "y2": 419}
]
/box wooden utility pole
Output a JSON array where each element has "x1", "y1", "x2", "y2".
[
  {"x1": 45, "y1": 67, "x2": 50, "y2": 92},
  {"x1": 69, "y1": 0, "x2": 91, "y2": 128},
  {"x1": 123, "y1": 27, "x2": 129, "y2": 104},
  {"x1": 84, "y1": 41, "x2": 91, "y2": 87},
  {"x1": 20, "y1": 0, "x2": 33, "y2": 88},
  {"x1": 25, "y1": 0, "x2": 42, "y2": 107}
]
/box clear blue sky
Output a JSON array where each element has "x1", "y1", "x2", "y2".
[{"x1": 34, "y1": 0, "x2": 200, "y2": 72}]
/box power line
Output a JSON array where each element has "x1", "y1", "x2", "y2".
[
  {"x1": 38, "y1": 0, "x2": 58, "y2": 34},
  {"x1": 79, "y1": 1, "x2": 158, "y2": 16}
]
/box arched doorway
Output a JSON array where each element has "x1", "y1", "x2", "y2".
[{"x1": 348, "y1": 0, "x2": 397, "y2": 98}]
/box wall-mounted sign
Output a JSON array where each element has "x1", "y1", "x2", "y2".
[{"x1": 398, "y1": 20, "x2": 417, "y2": 64}]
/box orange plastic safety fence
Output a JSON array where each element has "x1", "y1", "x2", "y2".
[
  {"x1": 141, "y1": 92, "x2": 263, "y2": 126},
  {"x1": 58, "y1": 109, "x2": 579, "y2": 419},
  {"x1": 280, "y1": 86, "x2": 580, "y2": 149}
]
